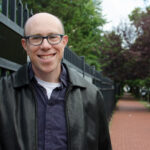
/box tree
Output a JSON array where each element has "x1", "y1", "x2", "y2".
[
  {"x1": 114, "y1": 6, "x2": 150, "y2": 95},
  {"x1": 115, "y1": 21, "x2": 137, "y2": 49},
  {"x1": 99, "y1": 31, "x2": 125, "y2": 81},
  {"x1": 129, "y1": 6, "x2": 150, "y2": 79},
  {"x1": 99, "y1": 29, "x2": 146, "y2": 82}
]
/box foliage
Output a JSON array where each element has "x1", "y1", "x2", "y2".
[
  {"x1": 115, "y1": 21, "x2": 137, "y2": 49},
  {"x1": 99, "y1": 31, "x2": 126, "y2": 81},
  {"x1": 21, "y1": 0, "x2": 106, "y2": 70},
  {"x1": 99, "y1": 5, "x2": 150, "y2": 85},
  {"x1": 129, "y1": 7, "x2": 150, "y2": 79}
]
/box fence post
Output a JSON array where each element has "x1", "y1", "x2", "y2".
[
  {"x1": 92, "y1": 66, "x2": 95, "y2": 82},
  {"x1": 9, "y1": 0, "x2": 16, "y2": 22},
  {"x1": 92, "y1": 65, "x2": 95, "y2": 75},
  {"x1": 80, "y1": 56, "x2": 85, "y2": 77},
  {"x1": 23, "y1": 3, "x2": 29, "y2": 27},
  {"x1": 29, "y1": 9, "x2": 33, "y2": 17},
  {"x1": 2, "y1": 0, "x2": 9, "y2": 16},
  {"x1": 17, "y1": 0, "x2": 23, "y2": 27}
]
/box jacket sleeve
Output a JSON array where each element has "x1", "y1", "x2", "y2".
[{"x1": 97, "y1": 91, "x2": 112, "y2": 150}]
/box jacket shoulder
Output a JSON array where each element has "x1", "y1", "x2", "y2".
[
  {"x1": 65, "y1": 64, "x2": 102, "y2": 100},
  {"x1": 0, "y1": 63, "x2": 29, "y2": 89},
  {"x1": 65, "y1": 64, "x2": 98, "y2": 89}
]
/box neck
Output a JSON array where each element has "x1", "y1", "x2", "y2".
[{"x1": 32, "y1": 65, "x2": 61, "y2": 83}]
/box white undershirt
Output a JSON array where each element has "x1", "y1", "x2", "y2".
[{"x1": 35, "y1": 76, "x2": 61, "y2": 99}]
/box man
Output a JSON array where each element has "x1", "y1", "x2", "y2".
[{"x1": 0, "y1": 13, "x2": 112, "y2": 150}]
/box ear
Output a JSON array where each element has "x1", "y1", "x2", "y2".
[
  {"x1": 21, "y1": 38, "x2": 28, "y2": 52},
  {"x1": 62, "y1": 35, "x2": 68, "y2": 47}
]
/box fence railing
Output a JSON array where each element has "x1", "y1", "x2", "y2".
[
  {"x1": 2, "y1": 0, "x2": 33, "y2": 28},
  {"x1": 0, "y1": 0, "x2": 119, "y2": 120},
  {"x1": 0, "y1": 57, "x2": 21, "y2": 77}
]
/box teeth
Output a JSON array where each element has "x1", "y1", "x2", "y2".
[{"x1": 40, "y1": 55, "x2": 53, "y2": 59}]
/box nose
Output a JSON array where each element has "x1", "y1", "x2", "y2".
[{"x1": 40, "y1": 38, "x2": 52, "y2": 50}]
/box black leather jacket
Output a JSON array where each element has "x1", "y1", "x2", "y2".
[{"x1": 0, "y1": 63, "x2": 112, "y2": 150}]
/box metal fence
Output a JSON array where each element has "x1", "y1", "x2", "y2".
[
  {"x1": 0, "y1": 0, "x2": 119, "y2": 119},
  {"x1": 1, "y1": 0, "x2": 33, "y2": 27}
]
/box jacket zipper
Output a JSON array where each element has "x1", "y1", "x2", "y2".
[{"x1": 65, "y1": 84, "x2": 73, "y2": 150}]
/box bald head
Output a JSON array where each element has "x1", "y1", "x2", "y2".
[{"x1": 24, "y1": 13, "x2": 65, "y2": 36}]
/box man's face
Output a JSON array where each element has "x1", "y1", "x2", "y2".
[{"x1": 21, "y1": 14, "x2": 68, "y2": 80}]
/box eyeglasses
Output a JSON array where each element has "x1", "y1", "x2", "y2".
[{"x1": 23, "y1": 34, "x2": 64, "y2": 46}]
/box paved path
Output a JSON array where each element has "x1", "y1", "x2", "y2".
[{"x1": 110, "y1": 93, "x2": 150, "y2": 150}]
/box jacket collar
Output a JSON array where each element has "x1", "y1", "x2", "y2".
[
  {"x1": 13, "y1": 63, "x2": 30, "y2": 88},
  {"x1": 13, "y1": 63, "x2": 87, "y2": 89},
  {"x1": 64, "y1": 63, "x2": 87, "y2": 88}
]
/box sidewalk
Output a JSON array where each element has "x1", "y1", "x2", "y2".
[{"x1": 110, "y1": 93, "x2": 150, "y2": 150}]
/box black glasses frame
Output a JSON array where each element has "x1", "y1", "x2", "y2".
[{"x1": 23, "y1": 34, "x2": 64, "y2": 46}]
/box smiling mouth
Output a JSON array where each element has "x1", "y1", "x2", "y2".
[{"x1": 38, "y1": 53, "x2": 56, "y2": 59}]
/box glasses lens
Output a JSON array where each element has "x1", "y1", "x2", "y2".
[
  {"x1": 29, "y1": 36, "x2": 42, "y2": 45},
  {"x1": 48, "y1": 34, "x2": 62, "y2": 44}
]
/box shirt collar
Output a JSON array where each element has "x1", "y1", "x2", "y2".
[{"x1": 28, "y1": 63, "x2": 68, "y2": 87}]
